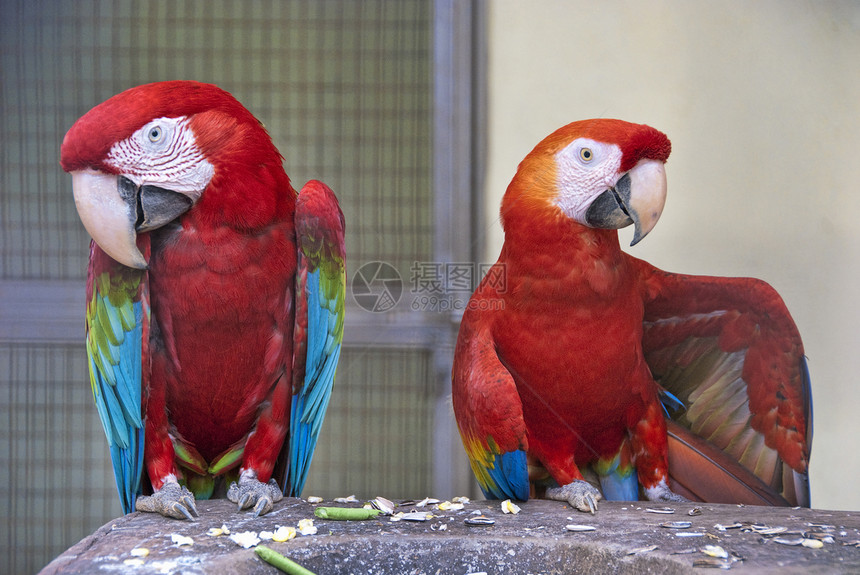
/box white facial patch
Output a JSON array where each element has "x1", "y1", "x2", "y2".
[
  {"x1": 106, "y1": 116, "x2": 214, "y2": 202},
  {"x1": 554, "y1": 138, "x2": 623, "y2": 222}
]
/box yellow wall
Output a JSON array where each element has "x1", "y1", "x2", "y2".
[{"x1": 484, "y1": 0, "x2": 860, "y2": 510}]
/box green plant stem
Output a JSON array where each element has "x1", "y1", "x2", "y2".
[
  {"x1": 255, "y1": 545, "x2": 316, "y2": 575},
  {"x1": 314, "y1": 506, "x2": 382, "y2": 520}
]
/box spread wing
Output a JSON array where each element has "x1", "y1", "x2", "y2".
[
  {"x1": 635, "y1": 258, "x2": 812, "y2": 506},
  {"x1": 85, "y1": 239, "x2": 149, "y2": 514},
  {"x1": 286, "y1": 180, "x2": 346, "y2": 497}
]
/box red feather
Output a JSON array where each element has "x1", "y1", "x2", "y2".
[{"x1": 453, "y1": 119, "x2": 810, "y2": 508}]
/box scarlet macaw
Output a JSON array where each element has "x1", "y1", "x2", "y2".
[
  {"x1": 452, "y1": 119, "x2": 811, "y2": 512},
  {"x1": 60, "y1": 81, "x2": 346, "y2": 519}
]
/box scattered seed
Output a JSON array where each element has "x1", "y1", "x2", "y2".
[
  {"x1": 229, "y1": 531, "x2": 260, "y2": 548},
  {"x1": 753, "y1": 526, "x2": 788, "y2": 535},
  {"x1": 398, "y1": 511, "x2": 433, "y2": 522},
  {"x1": 501, "y1": 499, "x2": 521, "y2": 514},
  {"x1": 701, "y1": 545, "x2": 728, "y2": 559},
  {"x1": 306, "y1": 496, "x2": 323, "y2": 504},
  {"x1": 207, "y1": 524, "x2": 230, "y2": 537},
  {"x1": 565, "y1": 524, "x2": 597, "y2": 532},
  {"x1": 465, "y1": 516, "x2": 495, "y2": 526},
  {"x1": 170, "y1": 534, "x2": 193, "y2": 547},
  {"x1": 272, "y1": 526, "x2": 296, "y2": 542},
  {"x1": 773, "y1": 536, "x2": 804, "y2": 546},
  {"x1": 687, "y1": 507, "x2": 703, "y2": 516},
  {"x1": 802, "y1": 538, "x2": 825, "y2": 549},
  {"x1": 333, "y1": 495, "x2": 358, "y2": 503},
  {"x1": 675, "y1": 532, "x2": 704, "y2": 537},
  {"x1": 661, "y1": 521, "x2": 692, "y2": 529},
  {"x1": 437, "y1": 501, "x2": 465, "y2": 512},
  {"x1": 452, "y1": 496, "x2": 471, "y2": 504},
  {"x1": 414, "y1": 497, "x2": 440, "y2": 508},
  {"x1": 692, "y1": 557, "x2": 732, "y2": 570},
  {"x1": 129, "y1": 548, "x2": 149, "y2": 557},
  {"x1": 714, "y1": 523, "x2": 742, "y2": 531},
  {"x1": 371, "y1": 496, "x2": 395, "y2": 515},
  {"x1": 645, "y1": 507, "x2": 675, "y2": 514},
  {"x1": 123, "y1": 558, "x2": 145, "y2": 567},
  {"x1": 297, "y1": 519, "x2": 317, "y2": 535},
  {"x1": 804, "y1": 532, "x2": 835, "y2": 543},
  {"x1": 627, "y1": 545, "x2": 658, "y2": 555}
]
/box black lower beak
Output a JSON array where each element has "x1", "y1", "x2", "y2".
[
  {"x1": 585, "y1": 173, "x2": 634, "y2": 230},
  {"x1": 119, "y1": 176, "x2": 193, "y2": 232}
]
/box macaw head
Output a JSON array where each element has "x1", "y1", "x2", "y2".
[
  {"x1": 501, "y1": 119, "x2": 671, "y2": 245},
  {"x1": 61, "y1": 81, "x2": 286, "y2": 268}
]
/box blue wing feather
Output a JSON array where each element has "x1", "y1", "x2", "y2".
[
  {"x1": 287, "y1": 181, "x2": 345, "y2": 497},
  {"x1": 479, "y1": 449, "x2": 529, "y2": 501},
  {"x1": 288, "y1": 267, "x2": 342, "y2": 496},
  {"x1": 86, "y1": 257, "x2": 146, "y2": 514}
]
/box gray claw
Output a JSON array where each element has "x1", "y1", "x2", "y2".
[
  {"x1": 227, "y1": 476, "x2": 283, "y2": 516},
  {"x1": 546, "y1": 479, "x2": 604, "y2": 514},
  {"x1": 644, "y1": 482, "x2": 688, "y2": 504},
  {"x1": 135, "y1": 481, "x2": 198, "y2": 520},
  {"x1": 172, "y1": 502, "x2": 196, "y2": 521},
  {"x1": 253, "y1": 496, "x2": 273, "y2": 517}
]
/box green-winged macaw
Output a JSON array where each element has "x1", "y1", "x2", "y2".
[
  {"x1": 452, "y1": 119, "x2": 811, "y2": 512},
  {"x1": 60, "y1": 81, "x2": 346, "y2": 519}
]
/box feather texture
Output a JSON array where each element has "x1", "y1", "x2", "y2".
[
  {"x1": 85, "y1": 240, "x2": 148, "y2": 514},
  {"x1": 452, "y1": 119, "x2": 811, "y2": 510},
  {"x1": 287, "y1": 180, "x2": 346, "y2": 497}
]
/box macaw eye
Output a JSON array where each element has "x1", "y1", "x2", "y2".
[
  {"x1": 579, "y1": 148, "x2": 593, "y2": 162},
  {"x1": 148, "y1": 126, "x2": 163, "y2": 142}
]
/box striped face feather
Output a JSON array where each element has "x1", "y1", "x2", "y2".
[
  {"x1": 106, "y1": 116, "x2": 214, "y2": 202},
  {"x1": 553, "y1": 137, "x2": 624, "y2": 223}
]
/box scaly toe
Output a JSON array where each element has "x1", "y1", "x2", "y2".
[
  {"x1": 135, "y1": 481, "x2": 198, "y2": 521},
  {"x1": 226, "y1": 475, "x2": 284, "y2": 516},
  {"x1": 546, "y1": 479, "x2": 604, "y2": 514}
]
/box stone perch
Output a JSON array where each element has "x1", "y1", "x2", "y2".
[{"x1": 41, "y1": 499, "x2": 860, "y2": 574}]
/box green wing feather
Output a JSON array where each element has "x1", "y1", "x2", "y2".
[
  {"x1": 86, "y1": 242, "x2": 148, "y2": 514},
  {"x1": 287, "y1": 180, "x2": 346, "y2": 496}
]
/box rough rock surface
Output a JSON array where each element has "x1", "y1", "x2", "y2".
[{"x1": 42, "y1": 498, "x2": 860, "y2": 574}]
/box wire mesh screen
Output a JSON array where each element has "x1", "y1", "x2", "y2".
[
  {"x1": 0, "y1": 0, "x2": 433, "y2": 280},
  {"x1": 0, "y1": 0, "x2": 439, "y2": 572},
  {"x1": 305, "y1": 348, "x2": 435, "y2": 499},
  {"x1": 0, "y1": 344, "x2": 121, "y2": 574}
]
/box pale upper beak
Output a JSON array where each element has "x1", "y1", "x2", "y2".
[
  {"x1": 584, "y1": 159, "x2": 668, "y2": 245},
  {"x1": 71, "y1": 169, "x2": 194, "y2": 268}
]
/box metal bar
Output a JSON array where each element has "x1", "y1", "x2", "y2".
[{"x1": 431, "y1": 0, "x2": 483, "y2": 499}]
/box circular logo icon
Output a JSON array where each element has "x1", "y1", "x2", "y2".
[{"x1": 351, "y1": 261, "x2": 402, "y2": 312}]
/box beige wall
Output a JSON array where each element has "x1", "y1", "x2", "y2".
[{"x1": 484, "y1": 0, "x2": 860, "y2": 510}]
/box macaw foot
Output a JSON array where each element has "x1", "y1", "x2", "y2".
[
  {"x1": 546, "y1": 479, "x2": 603, "y2": 514},
  {"x1": 135, "y1": 480, "x2": 199, "y2": 521},
  {"x1": 644, "y1": 479, "x2": 688, "y2": 504},
  {"x1": 227, "y1": 474, "x2": 284, "y2": 517}
]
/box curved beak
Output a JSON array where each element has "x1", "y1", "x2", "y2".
[
  {"x1": 584, "y1": 159, "x2": 667, "y2": 246},
  {"x1": 71, "y1": 169, "x2": 194, "y2": 269}
]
